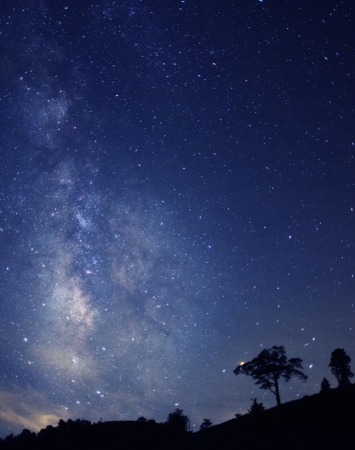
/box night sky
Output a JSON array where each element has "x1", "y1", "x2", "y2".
[{"x1": 0, "y1": 0, "x2": 354, "y2": 436}]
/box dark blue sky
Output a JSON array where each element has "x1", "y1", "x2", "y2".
[{"x1": 0, "y1": 0, "x2": 354, "y2": 436}]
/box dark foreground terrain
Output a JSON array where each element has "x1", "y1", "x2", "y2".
[
  {"x1": 2, "y1": 385, "x2": 355, "y2": 449},
  {"x1": 179, "y1": 385, "x2": 355, "y2": 450}
]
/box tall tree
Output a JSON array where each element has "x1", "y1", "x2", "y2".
[
  {"x1": 233, "y1": 345, "x2": 307, "y2": 406},
  {"x1": 329, "y1": 348, "x2": 353, "y2": 387}
]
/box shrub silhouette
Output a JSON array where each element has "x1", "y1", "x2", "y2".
[
  {"x1": 200, "y1": 418, "x2": 213, "y2": 430},
  {"x1": 165, "y1": 408, "x2": 189, "y2": 434}
]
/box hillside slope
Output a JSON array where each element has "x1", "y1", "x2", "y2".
[{"x1": 180, "y1": 385, "x2": 355, "y2": 450}]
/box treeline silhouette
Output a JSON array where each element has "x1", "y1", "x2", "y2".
[
  {"x1": 0, "y1": 418, "x2": 188, "y2": 450},
  {"x1": 0, "y1": 346, "x2": 354, "y2": 450}
]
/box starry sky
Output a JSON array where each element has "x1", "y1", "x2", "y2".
[{"x1": 0, "y1": 0, "x2": 354, "y2": 436}]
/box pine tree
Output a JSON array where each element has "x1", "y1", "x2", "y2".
[
  {"x1": 248, "y1": 398, "x2": 265, "y2": 415},
  {"x1": 320, "y1": 377, "x2": 331, "y2": 393}
]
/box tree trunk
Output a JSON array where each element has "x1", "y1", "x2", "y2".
[{"x1": 275, "y1": 379, "x2": 281, "y2": 406}]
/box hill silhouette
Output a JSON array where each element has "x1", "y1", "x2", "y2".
[
  {"x1": 179, "y1": 384, "x2": 355, "y2": 450},
  {"x1": 1, "y1": 385, "x2": 355, "y2": 449}
]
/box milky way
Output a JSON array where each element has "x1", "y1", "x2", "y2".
[{"x1": 2, "y1": 148, "x2": 217, "y2": 430}]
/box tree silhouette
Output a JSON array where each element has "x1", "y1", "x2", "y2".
[
  {"x1": 329, "y1": 348, "x2": 354, "y2": 387},
  {"x1": 248, "y1": 398, "x2": 265, "y2": 415},
  {"x1": 320, "y1": 377, "x2": 331, "y2": 393},
  {"x1": 166, "y1": 408, "x2": 189, "y2": 434},
  {"x1": 200, "y1": 418, "x2": 213, "y2": 430},
  {"x1": 233, "y1": 345, "x2": 307, "y2": 406}
]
